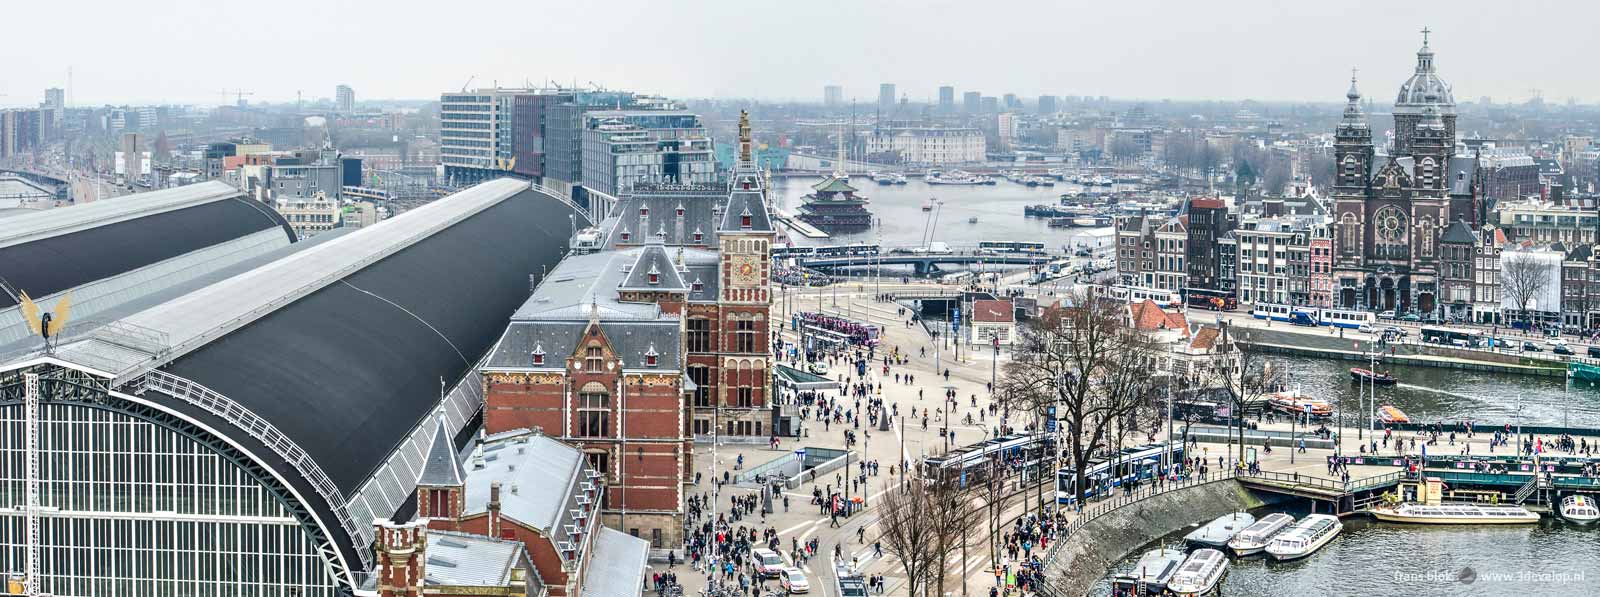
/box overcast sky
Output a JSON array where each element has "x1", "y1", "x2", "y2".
[{"x1": 6, "y1": 0, "x2": 1594, "y2": 107}]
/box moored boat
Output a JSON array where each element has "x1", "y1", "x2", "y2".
[
  {"x1": 1350, "y1": 367, "x2": 1398, "y2": 385},
  {"x1": 1559, "y1": 495, "x2": 1600, "y2": 524},
  {"x1": 1267, "y1": 390, "x2": 1333, "y2": 418},
  {"x1": 1368, "y1": 502, "x2": 1541, "y2": 524},
  {"x1": 1167, "y1": 549, "x2": 1228, "y2": 597},
  {"x1": 1110, "y1": 547, "x2": 1186, "y2": 597},
  {"x1": 1264, "y1": 514, "x2": 1341, "y2": 561},
  {"x1": 1226, "y1": 512, "x2": 1295, "y2": 556},
  {"x1": 1184, "y1": 512, "x2": 1255, "y2": 549},
  {"x1": 1377, "y1": 405, "x2": 1410, "y2": 424}
]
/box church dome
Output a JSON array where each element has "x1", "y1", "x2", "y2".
[{"x1": 1395, "y1": 31, "x2": 1454, "y2": 114}]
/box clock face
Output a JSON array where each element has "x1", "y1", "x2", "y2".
[{"x1": 731, "y1": 255, "x2": 761, "y2": 286}]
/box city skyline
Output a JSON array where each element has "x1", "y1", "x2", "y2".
[{"x1": 5, "y1": 0, "x2": 1599, "y2": 107}]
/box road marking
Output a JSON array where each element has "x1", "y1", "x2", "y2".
[{"x1": 779, "y1": 518, "x2": 820, "y2": 537}]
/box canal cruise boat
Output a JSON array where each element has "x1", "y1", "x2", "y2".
[
  {"x1": 1183, "y1": 512, "x2": 1255, "y2": 549},
  {"x1": 1349, "y1": 367, "x2": 1398, "y2": 385},
  {"x1": 1377, "y1": 405, "x2": 1410, "y2": 424},
  {"x1": 1559, "y1": 495, "x2": 1599, "y2": 524},
  {"x1": 1110, "y1": 547, "x2": 1186, "y2": 597},
  {"x1": 1166, "y1": 549, "x2": 1229, "y2": 597},
  {"x1": 1369, "y1": 502, "x2": 1540, "y2": 525},
  {"x1": 1225, "y1": 512, "x2": 1295, "y2": 556},
  {"x1": 1266, "y1": 390, "x2": 1333, "y2": 418},
  {"x1": 1264, "y1": 514, "x2": 1342, "y2": 561}
]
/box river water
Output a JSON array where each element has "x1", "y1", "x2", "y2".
[
  {"x1": 1088, "y1": 356, "x2": 1600, "y2": 597},
  {"x1": 769, "y1": 176, "x2": 1112, "y2": 250}
]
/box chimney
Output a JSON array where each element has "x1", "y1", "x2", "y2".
[{"x1": 488, "y1": 481, "x2": 503, "y2": 539}]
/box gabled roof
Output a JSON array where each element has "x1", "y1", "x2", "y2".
[
  {"x1": 485, "y1": 319, "x2": 680, "y2": 371},
  {"x1": 1440, "y1": 220, "x2": 1477, "y2": 244},
  {"x1": 1129, "y1": 299, "x2": 1189, "y2": 335},
  {"x1": 971, "y1": 299, "x2": 1014, "y2": 323},
  {"x1": 461, "y1": 430, "x2": 594, "y2": 564},
  {"x1": 719, "y1": 189, "x2": 774, "y2": 233},
  {"x1": 581, "y1": 527, "x2": 650, "y2": 597},
  {"x1": 1190, "y1": 326, "x2": 1221, "y2": 351},
  {"x1": 423, "y1": 529, "x2": 537, "y2": 590},
  {"x1": 617, "y1": 242, "x2": 686, "y2": 292},
  {"x1": 418, "y1": 414, "x2": 465, "y2": 487}
]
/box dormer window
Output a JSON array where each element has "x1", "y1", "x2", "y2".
[
  {"x1": 741, "y1": 210, "x2": 752, "y2": 229},
  {"x1": 676, "y1": 204, "x2": 685, "y2": 217},
  {"x1": 645, "y1": 344, "x2": 659, "y2": 367},
  {"x1": 647, "y1": 265, "x2": 660, "y2": 285},
  {"x1": 692, "y1": 229, "x2": 704, "y2": 242},
  {"x1": 639, "y1": 207, "x2": 649, "y2": 216},
  {"x1": 531, "y1": 344, "x2": 545, "y2": 366},
  {"x1": 692, "y1": 278, "x2": 703, "y2": 292},
  {"x1": 620, "y1": 229, "x2": 631, "y2": 241}
]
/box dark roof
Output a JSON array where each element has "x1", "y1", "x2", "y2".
[
  {"x1": 158, "y1": 184, "x2": 586, "y2": 495},
  {"x1": 485, "y1": 319, "x2": 680, "y2": 371},
  {"x1": 604, "y1": 183, "x2": 725, "y2": 247},
  {"x1": 1449, "y1": 156, "x2": 1477, "y2": 196},
  {"x1": 618, "y1": 243, "x2": 687, "y2": 291},
  {"x1": 418, "y1": 415, "x2": 466, "y2": 487},
  {"x1": 0, "y1": 186, "x2": 293, "y2": 307},
  {"x1": 1440, "y1": 220, "x2": 1477, "y2": 244},
  {"x1": 1567, "y1": 244, "x2": 1592, "y2": 261},
  {"x1": 719, "y1": 188, "x2": 773, "y2": 233}
]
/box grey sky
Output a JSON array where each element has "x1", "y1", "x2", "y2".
[{"x1": 6, "y1": 0, "x2": 1594, "y2": 107}]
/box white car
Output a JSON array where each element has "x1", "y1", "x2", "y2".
[
  {"x1": 780, "y1": 567, "x2": 810, "y2": 594},
  {"x1": 752, "y1": 548, "x2": 785, "y2": 579},
  {"x1": 1358, "y1": 323, "x2": 1377, "y2": 334},
  {"x1": 1378, "y1": 310, "x2": 1396, "y2": 319}
]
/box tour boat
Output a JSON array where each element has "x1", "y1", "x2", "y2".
[
  {"x1": 1184, "y1": 512, "x2": 1255, "y2": 549},
  {"x1": 1167, "y1": 549, "x2": 1229, "y2": 597},
  {"x1": 1226, "y1": 512, "x2": 1295, "y2": 556},
  {"x1": 921, "y1": 199, "x2": 935, "y2": 211},
  {"x1": 1559, "y1": 495, "x2": 1600, "y2": 524},
  {"x1": 1349, "y1": 367, "x2": 1398, "y2": 385},
  {"x1": 1368, "y1": 503, "x2": 1541, "y2": 525},
  {"x1": 1264, "y1": 514, "x2": 1342, "y2": 561},
  {"x1": 1110, "y1": 547, "x2": 1186, "y2": 597},
  {"x1": 1377, "y1": 405, "x2": 1410, "y2": 424},
  {"x1": 1267, "y1": 390, "x2": 1333, "y2": 418}
]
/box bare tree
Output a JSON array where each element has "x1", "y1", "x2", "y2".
[
  {"x1": 1502, "y1": 251, "x2": 1553, "y2": 326},
  {"x1": 996, "y1": 290, "x2": 1161, "y2": 507},
  {"x1": 1205, "y1": 325, "x2": 1286, "y2": 463},
  {"x1": 879, "y1": 476, "x2": 977, "y2": 597}
]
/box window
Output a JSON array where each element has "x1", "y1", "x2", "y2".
[
  {"x1": 578, "y1": 387, "x2": 610, "y2": 437},
  {"x1": 689, "y1": 365, "x2": 712, "y2": 407},
  {"x1": 585, "y1": 346, "x2": 604, "y2": 372},
  {"x1": 687, "y1": 318, "x2": 712, "y2": 353},
  {"x1": 738, "y1": 386, "x2": 754, "y2": 407},
  {"x1": 531, "y1": 344, "x2": 545, "y2": 366},
  {"x1": 735, "y1": 318, "x2": 757, "y2": 353}
]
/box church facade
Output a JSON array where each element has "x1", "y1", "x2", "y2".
[{"x1": 1331, "y1": 31, "x2": 1480, "y2": 314}]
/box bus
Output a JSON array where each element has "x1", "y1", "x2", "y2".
[
  {"x1": 978, "y1": 240, "x2": 1048, "y2": 255},
  {"x1": 1315, "y1": 308, "x2": 1375, "y2": 329},
  {"x1": 813, "y1": 243, "x2": 879, "y2": 258},
  {"x1": 1186, "y1": 288, "x2": 1238, "y2": 311},
  {"x1": 1251, "y1": 303, "x2": 1292, "y2": 322},
  {"x1": 1057, "y1": 443, "x2": 1185, "y2": 504},
  {"x1": 1109, "y1": 285, "x2": 1181, "y2": 308},
  {"x1": 1420, "y1": 326, "x2": 1478, "y2": 347}
]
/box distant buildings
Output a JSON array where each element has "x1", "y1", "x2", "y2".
[
  {"x1": 980, "y1": 96, "x2": 999, "y2": 113},
  {"x1": 878, "y1": 83, "x2": 896, "y2": 111},
  {"x1": 864, "y1": 127, "x2": 986, "y2": 165},
  {"x1": 0, "y1": 109, "x2": 47, "y2": 158},
  {"x1": 824, "y1": 85, "x2": 844, "y2": 107},
  {"x1": 997, "y1": 113, "x2": 1019, "y2": 148},
  {"x1": 336, "y1": 84, "x2": 354, "y2": 113},
  {"x1": 939, "y1": 86, "x2": 955, "y2": 112},
  {"x1": 440, "y1": 89, "x2": 524, "y2": 187},
  {"x1": 276, "y1": 192, "x2": 342, "y2": 237},
  {"x1": 1038, "y1": 95, "x2": 1058, "y2": 115},
  {"x1": 1003, "y1": 93, "x2": 1020, "y2": 109},
  {"x1": 963, "y1": 91, "x2": 980, "y2": 114},
  {"x1": 579, "y1": 108, "x2": 715, "y2": 197}
]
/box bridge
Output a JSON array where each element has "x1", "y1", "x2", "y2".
[
  {"x1": 800, "y1": 253, "x2": 1052, "y2": 276},
  {"x1": 0, "y1": 170, "x2": 68, "y2": 202}
]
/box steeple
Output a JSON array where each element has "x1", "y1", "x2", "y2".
[
  {"x1": 1340, "y1": 70, "x2": 1367, "y2": 129},
  {"x1": 1415, "y1": 27, "x2": 1435, "y2": 73},
  {"x1": 737, "y1": 109, "x2": 753, "y2": 164}
]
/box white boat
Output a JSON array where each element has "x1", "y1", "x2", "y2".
[
  {"x1": 926, "y1": 170, "x2": 989, "y2": 186},
  {"x1": 1184, "y1": 512, "x2": 1255, "y2": 549},
  {"x1": 1559, "y1": 495, "x2": 1599, "y2": 524},
  {"x1": 1264, "y1": 514, "x2": 1341, "y2": 561},
  {"x1": 1368, "y1": 502, "x2": 1540, "y2": 524},
  {"x1": 1110, "y1": 547, "x2": 1186, "y2": 597},
  {"x1": 1226, "y1": 512, "x2": 1295, "y2": 556},
  {"x1": 1167, "y1": 548, "x2": 1228, "y2": 597}
]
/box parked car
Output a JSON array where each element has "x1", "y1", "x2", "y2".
[
  {"x1": 1358, "y1": 323, "x2": 1378, "y2": 334},
  {"x1": 752, "y1": 549, "x2": 786, "y2": 579},
  {"x1": 1378, "y1": 310, "x2": 1397, "y2": 319},
  {"x1": 781, "y1": 568, "x2": 811, "y2": 594},
  {"x1": 1399, "y1": 313, "x2": 1422, "y2": 322},
  {"x1": 1552, "y1": 344, "x2": 1575, "y2": 356},
  {"x1": 1522, "y1": 341, "x2": 1542, "y2": 352}
]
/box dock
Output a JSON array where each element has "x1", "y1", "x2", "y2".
[{"x1": 771, "y1": 207, "x2": 830, "y2": 239}]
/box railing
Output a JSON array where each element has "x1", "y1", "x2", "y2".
[
  {"x1": 1058, "y1": 468, "x2": 1239, "y2": 541},
  {"x1": 139, "y1": 370, "x2": 365, "y2": 577},
  {"x1": 1513, "y1": 474, "x2": 1538, "y2": 504}
]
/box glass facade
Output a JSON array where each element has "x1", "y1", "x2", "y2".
[{"x1": 0, "y1": 401, "x2": 340, "y2": 596}]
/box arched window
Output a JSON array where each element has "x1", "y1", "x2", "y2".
[
  {"x1": 577, "y1": 382, "x2": 610, "y2": 437},
  {"x1": 1340, "y1": 213, "x2": 1360, "y2": 255}
]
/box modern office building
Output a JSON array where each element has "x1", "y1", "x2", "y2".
[
  {"x1": 336, "y1": 84, "x2": 354, "y2": 113},
  {"x1": 939, "y1": 86, "x2": 955, "y2": 112},
  {"x1": 963, "y1": 91, "x2": 981, "y2": 114},
  {"x1": 579, "y1": 109, "x2": 715, "y2": 197},
  {"x1": 1003, "y1": 93, "x2": 1020, "y2": 109},
  {"x1": 0, "y1": 110, "x2": 45, "y2": 158},
  {"x1": 824, "y1": 85, "x2": 844, "y2": 107},
  {"x1": 0, "y1": 179, "x2": 586, "y2": 595},
  {"x1": 1038, "y1": 95, "x2": 1058, "y2": 115},
  {"x1": 42, "y1": 88, "x2": 64, "y2": 131},
  {"x1": 980, "y1": 96, "x2": 999, "y2": 113},
  {"x1": 878, "y1": 83, "x2": 896, "y2": 111}
]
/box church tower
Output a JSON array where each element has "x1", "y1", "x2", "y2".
[
  {"x1": 1332, "y1": 73, "x2": 1372, "y2": 283},
  {"x1": 1393, "y1": 28, "x2": 1456, "y2": 155}
]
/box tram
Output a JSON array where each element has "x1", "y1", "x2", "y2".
[
  {"x1": 1056, "y1": 443, "x2": 1185, "y2": 504},
  {"x1": 922, "y1": 433, "x2": 1055, "y2": 489}
]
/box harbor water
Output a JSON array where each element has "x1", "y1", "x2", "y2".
[{"x1": 770, "y1": 176, "x2": 1112, "y2": 250}]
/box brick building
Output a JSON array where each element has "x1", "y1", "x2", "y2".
[{"x1": 478, "y1": 112, "x2": 775, "y2": 547}]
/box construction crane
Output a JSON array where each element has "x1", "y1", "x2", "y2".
[
  {"x1": 461, "y1": 76, "x2": 476, "y2": 92},
  {"x1": 218, "y1": 88, "x2": 254, "y2": 106}
]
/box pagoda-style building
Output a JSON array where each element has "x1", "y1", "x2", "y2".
[{"x1": 797, "y1": 173, "x2": 873, "y2": 231}]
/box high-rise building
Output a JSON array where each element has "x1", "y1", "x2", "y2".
[
  {"x1": 963, "y1": 91, "x2": 981, "y2": 114},
  {"x1": 0, "y1": 109, "x2": 45, "y2": 157},
  {"x1": 336, "y1": 84, "x2": 354, "y2": 113},
  {"x1": 824, "y1": 85, "x2": 843, "y2": 107},
  {"x1": 1038, "y1": 95, "x2": 1058, "y2": 115},
  {"x1": 1003, "y1": 93, "x2": 1021, "y2": 109},
  {"x1": 997, "y1": 113, "x2": 1018, "y2": 147},
  {"x1": 580, "y1": 108, "x2": 715, "y2": 197},
  {"x1": 120, "y1": 132, "x2": 143, "y2": 182},
  {"x1": 939, "y1": 86, "x2": 955, "y2": 112},
  {"x1": 439, "y1": 87, "x2": 576, "y2": 187},
  {"x1": 980, "y1": 96, "x2": 999, "y2": 113},
  {"x1": 878, "y1": 83, "x2": 896, "y2": 110},
  {"x1": 42, "y1": 87, "x2": 64, "y2": 131}
]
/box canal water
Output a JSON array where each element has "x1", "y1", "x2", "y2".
[
  {"x1": 1089, "y1": 511, "x2": 1598, "y2": 597},
  {"x1": 769, "y1": 176, "x2": 1110, "y2": 250}
]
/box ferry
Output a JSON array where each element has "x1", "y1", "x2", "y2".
[
  {"x1": 1368, "y1": 503, "x2": 1541, "y2": 525},
  {"x1": 926, "y1": 170, "x2": 994, "y2": 186},
  {"x1": 1184, "y1": 512, "x2": 1255, "y2": 549},
  {"x1": 1377, "y1": 405, "x2": 1410, "y2": 424},
  {"x1": 1266, "y1": 390, "x2": 1333, "y2": 418},
  {"x1": 1166, "y1": 549, "x2": 1228, "y2": 597},
  {"x1": 1264, "y1": 514, "x2": 1342, "y2": 561},
  {"x1": 1110, "y1": 547, "x2": 1186, "y2": 597},
  {"x1": 1225, "y1": 512, "x2": 1295, "y2": 556},
  {"x1": 1559, "y1": 495, "x2": 1599, "y2": 524},
  {"x1": 1350, "y1": 368, "x2": 1398, "y2": 385}
]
